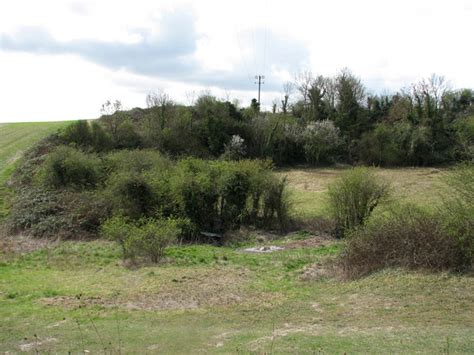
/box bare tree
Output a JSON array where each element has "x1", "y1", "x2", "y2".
[
  {"x1": 281, "y1": 81, "x2": 294, "y2": 114},
  {"x1": 295, "y1": 71, "x2": 313, "y2": 106},
  {"x1": 185, "y1": 90, "x2": 197, "y2": 106},
  {"x1": 409, "y1": 74, "x2": 450, "y2": 119},
  {"x1": 100, "y1": 99, "x2": 123, "y2": 139},
  {"x1": 146, "y1": 90, "x2": 173, "y2": 130}
]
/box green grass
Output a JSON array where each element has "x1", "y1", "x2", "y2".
[
  {"x1": 1, "y1": 239, "x2": 473, "y2": 353},
  {"x1": 0, "y1": 121, "x2": 70, "y2": 218}
]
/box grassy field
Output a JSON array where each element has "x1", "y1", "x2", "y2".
[
  {"x1": 0, "y1": 122, "x2": 70, "y2": 218},
  {"x1": 0, "y1": 124, "x2": 473, "y2": 353},
  {"x1": 279, "y1": 166, "x2": 448, "y2": 219},
  {"x1": 1, "y1": 236, "x2": 473, "y2": 353}
]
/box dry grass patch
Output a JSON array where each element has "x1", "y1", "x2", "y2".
[{"x1": 39, "y1": 266, "x2": 281, "y2": 311}]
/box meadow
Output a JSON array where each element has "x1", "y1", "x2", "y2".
[{"x1": 0, "y1": 122, "x2": 473, "y2": 353}]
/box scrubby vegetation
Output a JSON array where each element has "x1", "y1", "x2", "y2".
[
  {"x1": 8, "y1": 140, "x2": 288, "y2": 247},
  {"x1": 338, "y1": 164, "x2": 474, "y2": 278},
  {"x1": 327, "y1": 167, "x2": 389, "y2": 238},
  {"x1": 4, "y1": 70, "x2": 473, "y2": 271}
]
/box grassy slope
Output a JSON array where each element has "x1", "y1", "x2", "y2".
[
  {"x1": 0, "y1": 124, "x2": 472, "y2": 353},
  {"x1": 0, "y1": 122, "x2": 69, "y2": 217}
]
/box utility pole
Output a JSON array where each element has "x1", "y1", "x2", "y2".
[{"x1": 254, "y1": 75, "x2": 265, "y2": 105}]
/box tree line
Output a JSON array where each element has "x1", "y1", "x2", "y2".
[{"x1": 65, "y1": 69, "x2": 473, "y2": 166}]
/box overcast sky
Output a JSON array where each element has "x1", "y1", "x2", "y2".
[{"x1": 0, "y1": 0, "x2": 473, "y2": 122}]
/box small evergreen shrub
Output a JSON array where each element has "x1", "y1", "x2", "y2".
[
  {"x1": 328, "y1": 167, "x2": 389, "y2": 238},
  {"x1": 106, "y1": 172, "x2": 156, "y2": 219},
  {"x1": 40, "y1": 146, "x2": 101, "y2": 189},
  {"x1": 172, "y1": 159, "x2": 219, "y2": 232},
  {"x1": 62, "y1": 120, "x2": 93, "y2": 147}
]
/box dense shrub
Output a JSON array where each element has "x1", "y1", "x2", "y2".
[
  {"x1": 11, "y1": 138, "x2": 289, "y2": 238},
  {"x1": 106, "y1": 172, "x2": 157, "y2": 219},
  {"x1": 40, "y1": 146, "x2": 101, "y2": 189},
  {"x1": 90, "y1": 121, "x2": 113, "y2": 152},
  {"x1": 62, "y1": 120, "x2": 93, "y2": 147},
  {"x1": 262, "y1": 175, "x2": 290, "y2": 231},
  {"x1": 104, "y1": 149, "x2": 171, "y2": 174},
  {"x1": 328, "y1": 167, "x2": 389, "y2": 238},
  {"x1": 453, "y1": 116, "x2": 474, "y2": 161},
  {"x1": 216, "y1": 164, "x2": 251, "y2": 229},
  {"x1": 101, "y1": 216, "x2": 181, "y2": 262},
  {"x1": 340, "y1": 204, "x2": 466, "y2": 278},
  {"x1": 114, "y1": 120, "x2": 142, "y2": 149},
  {"x1": 172, "y1": 159, "x2": 220, "y2": 231},
  {"x1": 62, "y1": 120, "x2": 112, "y2": 152},
  {"x1": 358, "y1": 123, "x2": 402, "y2": 166},
  {"x1": 171, "y1": 159, "x2": 289, "y2": 234}
]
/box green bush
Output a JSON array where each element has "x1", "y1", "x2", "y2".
[
  {"x1": 102, "y1": 216, "x2": 181, "y2": 262},
  {"x1": 127, "y1": 218, "x2": 180, "y2": 262},
  {"x1": 62, "y1": 120, "x2": 92, "y2": 147},
  {"x1": 61, "y1": 120, "x2": 112, "y2": 152},
  {"x1": 262, "y1": 175, "x2": 290, "y2": 231},
  {"x1": 101, "y1": 215, "x2": 134, "y2": 257},
  {"x1": 172, "y1": 159, "x2": 219, "y2": 232},
  {"x1": 106, "y1": 172, "x2": 156, "y2": 219},
  {"x1": 328, "y1": 167, "x2": 389, "y2": 238},
  {"x1": 214, "y1": 161, "x2": 251, "y2": 229},
  {"x1": 114, "y1": 120, "x2": 141, "y2": 149},
  {"x1": 90, "y1": 121, "x2": 113, "y2": 152},
  {"x1": 104, "y1": 149, "x2": 171, "y2": 174},
  {"x1": 340, "y1": 164, "x2": 474, "y2": 278},
  {"x1": 453, "y1": 116, "x2": 474, "y2": 161},
  {"x1": 358, "y1": 123, "x2": 402, "y2": 166},
  {"x1": 40, "y1": 146, "x2": 101, "y2": 190}
]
